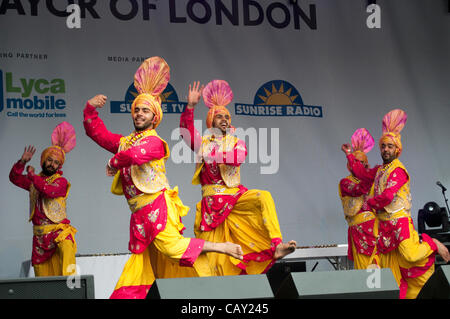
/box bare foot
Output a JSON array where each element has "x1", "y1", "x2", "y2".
[{"x1": 274, "y1": 240, "x2": 297, "y2": 259}]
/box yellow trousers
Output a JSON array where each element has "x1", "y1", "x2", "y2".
[
  {"x1": 379, "y1": 217, "x2": 435, "y2": 299},
  {"x1": 350, "y1": 239, "x2": 379, "y2": 270},
  {"x1": 348, "y1": 213, "x2": 379, "y2": 270},
  {"x1": 195, "y1": 189, "x2": 283, "y2": 276},
  {"x1": 33, "y1": 239, "x2": 77, "y2": 277},
  {"x1": 112, "y1": 189, "x2": 213, "y2": 298}
]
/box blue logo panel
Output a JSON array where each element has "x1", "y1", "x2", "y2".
[
  {"x1": 111, "y1": 82, "x2": 185, "y2": 114},
  {"x1": 235, "y1": 80, "x2": 323, "y2": 118}
]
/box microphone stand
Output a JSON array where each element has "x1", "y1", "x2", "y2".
[
  {"x1": 440, "y1": 187, "x2": 450, "y2": 237},
  {"x1": 442, "y1": 188, "x2": 450, "y2": 220}
]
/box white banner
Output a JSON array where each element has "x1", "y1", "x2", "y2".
[{"x1": 1, "y1": 0, "x2": 449, "y2": 278}]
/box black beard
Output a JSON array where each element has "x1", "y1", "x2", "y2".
[
  {"x1": 134, "y1": 121, "x2": 153, "y2": 132},
  {"x1": 382, "y1": 153, "x2": 396, "y2": 164},
  {"x1": 42, "y1": 165, "x2": 56, "y2": 176}
]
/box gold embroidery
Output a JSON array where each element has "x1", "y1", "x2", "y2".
[
  {"x1": 136, "y1": 224, "x2": 146, "y2": 238},
  {"x1": 192, "y1": 135, "x2": 242, "y2": 188},
  {"x1": 147, "y1": 208, "x2": 160, "y2": 223},
  {"x1": 29, "y1": 173, "x2": 69, "y2": 223},
  {"x1": 118, "y1": 130, "x2": 170, "y2": 195},
  {"x1": 371, "y1": 159, "x2": 411, "y2": 216}
]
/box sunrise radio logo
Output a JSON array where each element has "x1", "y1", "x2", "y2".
[
  {"x1": 110, "y1": 82, "x2": 187, "y2": 114},
  {"x1": 235, "y1": 80, "x2": 323, "y2": 118}
]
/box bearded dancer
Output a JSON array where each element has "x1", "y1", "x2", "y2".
[
  {"x1": 339, "y1": 128, "x2": 379, "y2": 270},
  {"x1": 343, "y1": 109, "x2": 450, "y2": 299},
  {"x1": 179, "y1": 80, "x2": 296, "y2": 276},
  {"x1": 83, "y1": 57, "x2": 243, "y2": 299},
  {"x1": 9, "y1": 122, "x2": 77, "y2": 277}
]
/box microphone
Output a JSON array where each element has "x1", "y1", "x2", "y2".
[{"x1": 437, "y1": 181, "x2": 447, "y2": 192}]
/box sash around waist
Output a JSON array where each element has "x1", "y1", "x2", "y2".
[{"x1": 201, "y1": 184, "x2": 241, "y2": 198}]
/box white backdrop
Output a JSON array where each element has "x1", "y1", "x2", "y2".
[{"x1": 1, "y1": 0, "x2": 449, "y2": 278}]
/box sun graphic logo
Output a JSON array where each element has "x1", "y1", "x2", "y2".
[
  {"x1": 235, "y1": 80, "x2": 323, "y2": 117},
  {"x1": 110, "y1": 82, "x2": 188, "y2": 114}
]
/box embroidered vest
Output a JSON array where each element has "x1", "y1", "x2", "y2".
[
  {"x1": 339, "y1": 175, "x2": 366, "y2": 221},
  {"x1": 111, "y1": 130, "x2": 170, "y2": 196},
  {"x1": 371, "y1": 158, "x2": 411, "y2": 215},
  {"x1": 192, "y1": 134, "x2": 241, "y2": 188},
  {"x1": 29, "y1": 173, "x2": 70, "y2": 223}
]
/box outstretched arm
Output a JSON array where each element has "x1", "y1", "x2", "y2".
[
  {"x1": 27, "y1": 173, "x2": 69, "y2": 198},
  {"x1": 83, "y1": 94, "x2": 122, "y2": 154},
  {"x1": 108, "y1": 136, "x2": 166, "y2": 169},
  {"x1": 180, "y1": 82, "x2": 204, "y2": 152},
  {"x1": 9, "y1": 145, "x2": 36, "y2": 191},
  {"x1": 202, "y1": 241, "x2": 243, "y2": 260}
]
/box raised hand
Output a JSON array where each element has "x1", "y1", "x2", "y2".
[
  {"x1": 187, "y1": 81, "x2": 204, "y2": 109},
  {"x1": 20, "y1": 145, "x2": 36, "y2": 164},
  {"x1": 341, "y1": 143, "x2": 352, "y2": 155},
  {"x1": 88, "y1": 94, "x2": 107, "y2": 108}
]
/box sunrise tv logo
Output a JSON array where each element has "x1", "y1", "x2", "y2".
[{"x1": 110, "y1": 82, "x2": 187, "y2": 114}]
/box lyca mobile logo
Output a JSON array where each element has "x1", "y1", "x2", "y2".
[
  {"x1": 110, "y1": 82, "x2": 187, "y2": 114},
  {"x1": 0, "y1": 70, "x2": 67, "y2": 118},
  {"x1": 235, "y1": 80, "x2": 323, "y2": 118}
]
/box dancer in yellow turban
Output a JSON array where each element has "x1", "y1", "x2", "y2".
[
  {"x1": 83, "y1": 57, "x2": 243, "y2": 299},
  {"x1": 9, "y1": 122, "x2": 77, "y2": 277},
  {"x1": 180, "y1": 80, "x2": 296, "y2": 276},
  {"x1": 343, "y1": 109, "x2": 450, "y2": 298}
]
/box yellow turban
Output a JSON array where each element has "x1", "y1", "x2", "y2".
[
  {"x1": 352, "y1": 150, "x2": 368, "y2": 165},
  {"x1": 379, "y1": 132, "x2": 403, "y2": 157},
  {"x1": 131, "y1": 93, "x2": 163, "y2": 129},
  {"x1": 206, "y1": 105, "x2": 231, "y2": 129},
  {"x1": 132, "y1": 57, "x2": 170, "y2": 130},
  {"x1": 40, "y1": 146, "x2": 65, "y2": 167}
]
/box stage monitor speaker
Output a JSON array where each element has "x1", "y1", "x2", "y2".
[
  {"x1": 0, "y1": 275, "x2": 95, "y2": 299},
  {"x1": 147, "y1": 275, "x2": 274, "y2": 299},
  {"x1": 274, "y1": 268, "x2": 399, "y2": 299},
  {"x1": 266, "y1": 260, "x2": 306, "y2": 297},
  {"x1": 417, "y1": 265, "x2": 450, "y2": 299}
]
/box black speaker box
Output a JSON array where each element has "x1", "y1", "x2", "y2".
[
  {"x1": 417, "y1": 265, "x2": 450, "y2": 299},
  {"x1": 274, "y1": 268, "x2": 399, "y2": 299},
  {"x1": 0, "y1": 275, "x2": 95, "y2": 299},
  {"x1": 147, "y1": 274, "x2": 274, "y2": 299}
]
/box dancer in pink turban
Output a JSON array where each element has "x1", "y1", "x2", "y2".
[
  {"x1": 342, "y1": 109, "x2": 450, "y2": 298},
  {"x1": 9, "y1": 122, "x2": 78, "y2": 277},
  {"x1": 180, "y1": 80, "x2": 297, "y2": 277},
  {"x1": 339, "y1": 128, "x2": 379, "y2": 270}
]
